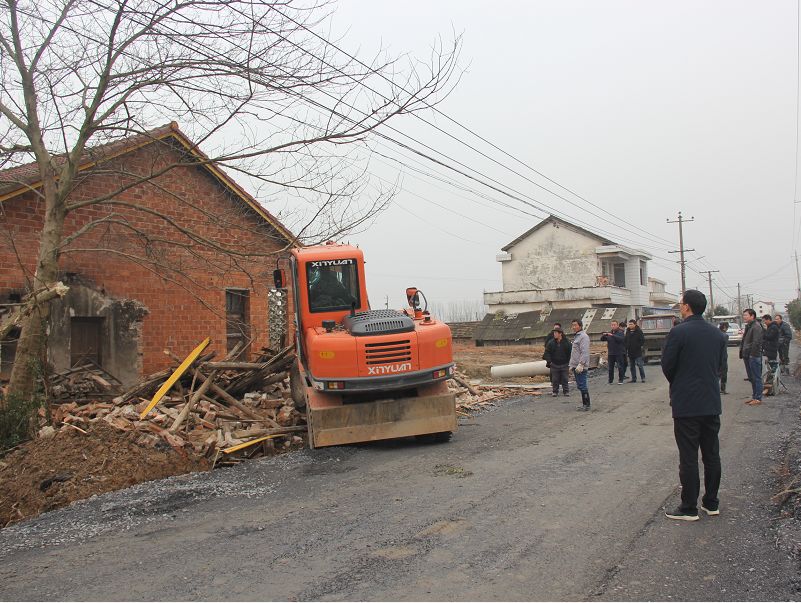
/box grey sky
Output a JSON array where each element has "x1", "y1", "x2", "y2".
[{"x1": 306, "y1": 1, "x2": 800, "y2": 314}]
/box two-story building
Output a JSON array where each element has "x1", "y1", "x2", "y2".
[{"x1": 484, "y1": 215, "x2": 652, "y2": 318}]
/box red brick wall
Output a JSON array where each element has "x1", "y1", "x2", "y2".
[{"x1": 0, "y1": 138, "x2": 293, "y2": 377}]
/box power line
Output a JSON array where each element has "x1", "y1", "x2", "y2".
[{"x1": 267, "y1": 5, "x2": 680, "y2": 253}]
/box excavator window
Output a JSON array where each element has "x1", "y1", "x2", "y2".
[{"x1": 306, "y1": 259, "x2": 360, "y2": 313}]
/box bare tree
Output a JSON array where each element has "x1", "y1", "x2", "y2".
[
  {"x1": 430, "y1": 299, "x2": 487, "y2": 323},
  {"x1": 0, "y1": 0, "x2": 460, "y2": 401}
]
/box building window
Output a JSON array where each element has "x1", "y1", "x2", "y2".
[
  {"x1": 70, "y1": 317, "x2": 104, "y2": 367},
  {"x1": 640, "y1": 260, "x2": 647, "y2": 286},
  {"x1": 613, "y1": 263, "x2": 626, "y2": 288},
  {"x1": 225, "y1": 289, "x2": 251, "y2": 354}
]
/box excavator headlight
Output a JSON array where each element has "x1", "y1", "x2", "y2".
[
  {"x1": 326, "y1": 381, "x2": 345, "y2": 390},
  {"x1": 432, "y1": 369, "x2": 447, "y2": 379}
]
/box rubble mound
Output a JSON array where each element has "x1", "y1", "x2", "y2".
[{"x1": 0, "y1": 421, "x2": 208, "y2": 528}]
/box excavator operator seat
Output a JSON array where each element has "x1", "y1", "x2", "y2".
[{"x1": 307, "y1": 260, "x2": 360, "y2": 313}]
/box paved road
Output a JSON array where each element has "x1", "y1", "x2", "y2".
[{"x1": 0, "y1": 348, "x2": 798, "y2": 601}]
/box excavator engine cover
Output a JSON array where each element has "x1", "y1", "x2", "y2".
[{"x1": 343, "y1": 309, "x2": 415, "y2": 336}]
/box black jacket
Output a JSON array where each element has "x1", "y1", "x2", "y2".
[
  {"x1": 763, "y1": 322, "x2": 780, "y2": 359},
  {"x1": 779, "y1": 321, "x2": 793, "y2": 346},
  {"x1": 661, "y1": 314, "x2": 727, "y2": 418},
  {"x1": 625, "y1": 326, "x2": 645, "y2": 358},
  {"x1": 600, "y1": 327, "x2": 626, "y2": 356},
  {"x1": 543, "y1": 337, "x2": 571, "y2": 366},
  {"x1": 740, "y1": 320, "x2": 763, "y2": 358}
]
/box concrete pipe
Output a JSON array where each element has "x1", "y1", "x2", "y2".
[{"x1": 490, "y1": 360, "x2": 550, "y2": 379}]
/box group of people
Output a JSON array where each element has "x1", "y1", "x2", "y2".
[
  {"x1": 539, "y1": 294, "x2": 793, "y2": 523},
  {"x1": 542, "y1": 317, "x2": 647, "y2": 411},
  {"x1": 542, "y1": 320, "x2": 592, "y2": 410},
  {"x1": 726, "y1": 311, "x2": 792, "y2": 405},
  {"x1": 599, "y1": 319, "x2": 646, "y2": 385}
]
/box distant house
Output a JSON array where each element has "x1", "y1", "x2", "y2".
[
  {"x1": 647, "y1": 277, "x2": 678, "y2": 308},
  {"x1": 754, "y1": 300, "x2": 775, "y2": 317},
  {"x1": 0, "y1": 123, "x2": 295, "y2": 385},
  {"x1": 484, "y1": 215, "x2": 652, "y2": 318}
]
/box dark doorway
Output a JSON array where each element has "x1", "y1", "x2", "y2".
[
  {"x1": 70, "y1": 317, "x2": 104, "y2": 367},
  {"x1": 225, "y1": 289, "x2": 251, "y2": 356}
]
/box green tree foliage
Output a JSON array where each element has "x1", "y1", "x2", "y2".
[{"x1": 786, "y1": 299, "x2": 801, "y2": 330}]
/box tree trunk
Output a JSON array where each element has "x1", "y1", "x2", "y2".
[{"x1": 6, "y1": 177, "x2": 67, "y2": 405}]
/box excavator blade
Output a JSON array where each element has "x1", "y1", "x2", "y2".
[{"x1": 306, "y1": 389, "x2": 457, "y2": 448}]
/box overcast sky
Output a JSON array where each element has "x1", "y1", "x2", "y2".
[{"x1": 302, "y1": 1, "x2": 800, "y2": 315}]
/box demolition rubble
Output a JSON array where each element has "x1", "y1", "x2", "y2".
[{"x1": 0, "y1": 340, "x2": 536, "y2": 527}]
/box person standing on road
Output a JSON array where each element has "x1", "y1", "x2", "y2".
[
  {"x1": 625, "y1": 319, "x2": 646, "y2": 383},
  {"x1": 763, "y1": 314, "x2": 780, "y2": 395},
  {"x1": 569, "y1": 319, "x2": 591, "y2": 411},
  {"x1": 740, "y1": 309, "x2": 764, "y2": 405},
  {"x1": 719, "y1": 322, "x2": 729, "y2": 394},
  {"x1": 544, "y1": 322, "x2": 562, "y2": 348},
  {"x1": 775, "y1": 314, "x2": 792, "y2": 375},
  {"x1": 543, "y1": 327, "x2": 571, "y2": 397},
  {"x1": 661, "y1": 289, "x2": 726, "y2": 521},
  {"x1": 600, "y1": 320, "x2": 626, "y2": 384}
]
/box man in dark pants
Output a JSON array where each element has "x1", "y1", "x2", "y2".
[
  {"x1": 625, "y1": 318, "x2": 646, "y2": 383},
  {"x1": 661, "y1": 289, "x2": 727, "y2": 521},
  {"x1": 600, "y1": 320, "x2": 626, "y2": 384},
  {"x1": 719, "y1": 322, "x2": 729, "y2": 394}
]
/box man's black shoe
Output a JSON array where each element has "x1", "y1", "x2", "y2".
[
  {"x1": 700, "y1": 504, "x2": 720, "y2": 516},
  {"x1": 665, "y1": 507, "x2": 699, "y2": 521}
]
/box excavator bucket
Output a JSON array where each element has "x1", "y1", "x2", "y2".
[{"x1": 304, "y1": 384, "x2": 457, "y2": 448}]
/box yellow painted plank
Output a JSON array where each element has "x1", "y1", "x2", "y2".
[
  {"x1": 139, "y1": 337, "x2": 211, "y2": 420},
  {"x1": 222, "y1": 434, "x2": 280, "y2": 454}
]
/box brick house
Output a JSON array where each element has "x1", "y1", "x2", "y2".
[{"x1": 0, "y1": 123, "x2": 295, "y2": 386}]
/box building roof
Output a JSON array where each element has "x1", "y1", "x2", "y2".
[
  {"x1": 0, "y1": 122, "x2": 296, "y2": 245},
  {"x1": 501, "y1": 215, "x2": 615, "y2": 252}
]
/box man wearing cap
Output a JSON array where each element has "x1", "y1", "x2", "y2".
[{"x1": 543, "y1": 327, "x2": 571, "y2": 397}]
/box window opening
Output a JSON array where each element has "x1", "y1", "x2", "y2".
[
  {"x1": 306, "y1": 259, "x2": 361, "y2": 313},
  {"x1": 226, "y1": 289, "x2": 251, "y2": 355}
]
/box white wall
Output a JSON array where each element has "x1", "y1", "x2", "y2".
[{"x1": 501, "y1": 222, "x2": 600, "y2": 291}]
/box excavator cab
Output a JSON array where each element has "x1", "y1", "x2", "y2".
[{"x1": 282, "y1": 242, "x2": 457, "y2": 448}]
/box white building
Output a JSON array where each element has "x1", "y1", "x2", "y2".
[
  {"x1": 484, "y1": 215, "x2": 652, "y2": 316},
  {"x1": 648, "y1": 277, "x2": 678, "y2": 307},
  {"x1": 754, "y1": 300, "x2": 775, "y2": 317}
]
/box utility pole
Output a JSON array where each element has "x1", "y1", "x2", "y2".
[
  {"x1": 700, "y1": 270, "x2": 719, "y2": 316},
  {"x1": 737, "y1": 283, "x2": 742, "y2": 317},
  {"x1": 795, "y1": 251, "x2": 801, "y2": 300},
  {"x1": 667, "y1": 211, "x2": 695, "y2": 294}
]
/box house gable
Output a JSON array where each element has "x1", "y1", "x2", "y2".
[{"x1": 501, "y1": 216, "x2": 609, "y2": 291}]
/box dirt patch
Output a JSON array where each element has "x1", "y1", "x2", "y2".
[
  {"x1": 0, "y1": 421, "x2": 209, "y2": 528},
  {"x1": 452, "y1": 341, "x2": 606, "y2": 384}
]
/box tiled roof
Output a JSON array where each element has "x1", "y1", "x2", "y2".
[{"x1": 0, "y1": 123, "x2": 295, "y2": 245}]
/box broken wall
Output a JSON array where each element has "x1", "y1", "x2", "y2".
[{"x1": 48, "y1": 278, "x2": 148, "y2": 387}]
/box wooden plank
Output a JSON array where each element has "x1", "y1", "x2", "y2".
[
  {"x1": 169, "y1": 369, "x2": 218, "y2": 433},
  {"x1": 139, "y1": 338, "x2": 211, "y2": 420},
  {"x1": 223, "y1": 435, "x2": 281, "y2": 454}
]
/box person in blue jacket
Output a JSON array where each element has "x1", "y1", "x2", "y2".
[
  {"x1": 600, "y1": 320, "x2": 626, "y2": 384},
  {"x1": 661, "y1": 289, "x2": 727, "y2": 521}
]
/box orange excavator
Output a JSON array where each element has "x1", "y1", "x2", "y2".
[{"x1": 274, "y1": 241, "x2": 457, "y2": 448}]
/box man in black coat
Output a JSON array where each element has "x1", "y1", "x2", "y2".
[
  {"x1": 543, "y1": 327, "x2": 571, "y2": 396},
  {"x1": 661, "y1": 289, "x2": 727, "y2": 521},
  {"x1": 625, "y1": 319, "x2": 646, "y2": 383},
  {"x1": 600, "y1": 320, "x2": 626, "y2": 384}
]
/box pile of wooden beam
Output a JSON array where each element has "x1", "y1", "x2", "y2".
[
  {"x1": 448, "y1": 368, "x2": 542, "y2": 415},
  {"x1": 47, "y1": 361, "x2": 122, "y2": 402},
  {"x1": 46, "y1": 343, "x2": 306, "y2": 465}
]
